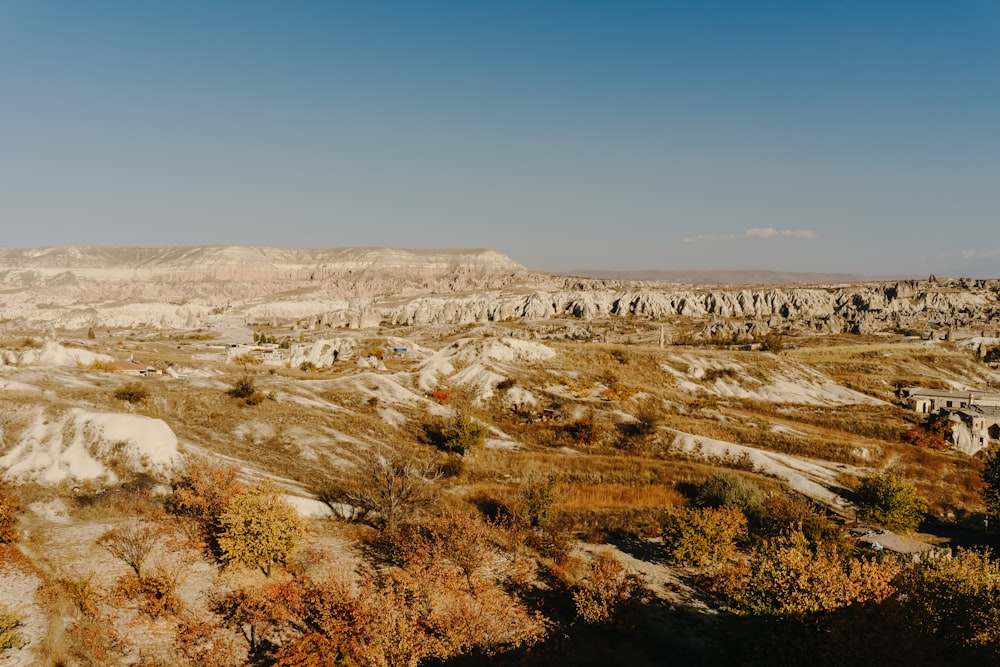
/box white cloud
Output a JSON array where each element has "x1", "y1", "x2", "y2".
[
  {"x1": 682, "y1": 228, "x2": 816, "y2": 243},
  {"x1": 962, "y1": 248, "x2": 1000, "y2": 259},
  {"x1": 746, "y1": 227, "x2": 816, "y2": 239},
  {"x1": 681, "y1": 233, "x2": 738, "y2": 243}
]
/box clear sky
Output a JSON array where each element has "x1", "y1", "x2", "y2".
[{"x1": 1, "y1": 1, "x2": 998, "y2": 276}]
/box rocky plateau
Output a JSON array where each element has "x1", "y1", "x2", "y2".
[{"x1": 1, "y1": 245, "x2": 998, "y2": 338}]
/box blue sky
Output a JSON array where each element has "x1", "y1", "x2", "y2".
[{"x1": 1, "y1": 1, "x2": 998, "y2": 275}]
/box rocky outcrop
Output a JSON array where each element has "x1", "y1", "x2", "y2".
[{"x1": 1, "y1": 246, "x2": 999, "y2": 335}]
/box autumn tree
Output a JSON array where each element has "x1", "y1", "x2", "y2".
[
  {"x1": 219, "y1": 564, "x2": 547, "y2": 667},
  {"x1": 98, "y1": 518, "x2": 162, "y2": 578},
  {"x1": 441, "y1": 412, "x2": 489, "y2": 454},
  {"x1": 564, "y1": 410, "x2": 606, "y2": 447},
  {"x1": 174, "y1": 615, "x2": 243, "y2": 667},
  {"x1": 982, "y1": 447, "x2": 1000, "y2": 519},
  {"x1": 759, "y1": 492, "x2": 849, "y2": 553},
  {"x1": 336, "y1": 449, "x2": 441, "y2": 532},
  {"x1": 387, "y1": 520, "x2": 548, "y2": 663},
  {"x1": 903, "y1": 411, "x2": 952, "y2": 450},
  {"x1": 519, "y1": 477, "x2": 560, "y2": 528},
  {"x1": 661, "y1": 506, "x2": 747, "y2": 567},
  {"x1": 725, "y1": 530, "x2": 900, "y2": 618},
  {"x1": 217, "y1": 482, "x2": 305, "y2": 576},
  {"x1": 170, "y1": 457, "x2": 244, "y2": 527},
  {"x1": 419, "y1": 508, "x2": 499, "y2": 590},
  {"x1": 856, "y1": 468, "x2": 928, "y2": 533},
  {"x1": 573, "y1": 551, "x2": 650, "y2": 627},
  {"x1": 212, "y1": 581, "x2": 299, "y2": 655},
  {"x1": 903, "y1": 548, "x2": 1000, "y2": 649}
]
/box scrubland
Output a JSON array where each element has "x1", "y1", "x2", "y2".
[{"x1": 2, "y1": 319, "x2": 1000, "y2": 666}]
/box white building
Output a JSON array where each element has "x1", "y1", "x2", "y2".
[{"x1": 902, "y1": 386, "x2": 1000, "y2": 414}]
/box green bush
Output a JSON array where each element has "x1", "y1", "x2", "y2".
[
  {"x1": 856, "y1": 468, "x2": 928, "y2": 533},
  {"x1": 697, "y1": 471, "x2": 764, "y2": 522},
  {"x1": 661, "y1": 506, "x2": 747, "y2": 567},
  {"x1": 520, "y1": 478, "x2": 560, "y2": 528},
  {"x1": 441, "y1": 413, "x2": 488, "y2": 454}
]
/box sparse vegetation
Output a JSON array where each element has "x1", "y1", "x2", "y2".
[
  {"x1": 227, "y1": 375, "x2": 264, "y2": 405},
  {"x1": 113, "y1": 381, "x2": 149, "y2": 404},
  {"x1": 98, "y1": 517, "x2": 162, "y2": 578},
  {"x1": 8, "y1": 287, "x2": 1000, "y2": 664},
  {"x1": 328, "y1": 448, "x2": 441, "y2": 532}
]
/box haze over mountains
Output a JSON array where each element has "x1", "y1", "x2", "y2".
[
  {"x1": 1, "y1": 245, "x2": 998, "y2": 337},
  {"x1": 560, "y1": 269, "x2": 876, "y2": 285}
]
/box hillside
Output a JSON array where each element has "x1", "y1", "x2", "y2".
[{"x1": 1, "y1": 248, "x2": 1000, "y2": 665}]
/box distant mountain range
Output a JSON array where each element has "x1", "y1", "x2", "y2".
[
  {"x1": 558, "y1": 269, "x2": 901, "y2": 285},
  {"x1": 0, "y1": 245, "x2": 997, "y2": 336}
]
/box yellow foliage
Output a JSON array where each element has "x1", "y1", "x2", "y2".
[
  {"x1": 217, "y1": 482, "x2": 305, "y2": 576},
  {"x1": 725, "y1": 531, "x2": 899, "y2": 618},
  {"x1": 661, "y1": 506, "x2": 747, "y2": 567}
]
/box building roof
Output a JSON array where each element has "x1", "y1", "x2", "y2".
[
  {"x1": 903, "y1": 386, "x2": 1000, "y2": 402},
  {"x1": 955, "y1": 405, "x2": 1000, "y2": 419}
]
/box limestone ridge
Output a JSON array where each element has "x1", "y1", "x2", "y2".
[
  {"x1": 0, "y1": 245, "x2": 998, "y2": 335},
  {"x1": 0, "y1": 246, "x2": 528, "y2": 296}
]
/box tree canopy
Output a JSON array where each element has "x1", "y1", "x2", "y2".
[
  {"x1": 856, "y1": 468, "x2": 928, "y2": 533},
  {"x1": 217, "y1": 482, "x2": 305, "y2": 576}
]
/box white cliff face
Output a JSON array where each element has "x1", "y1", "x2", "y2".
[
  {"x1": 0, "y1": 246, "x2": 526, "y2": 288},
  {"x1": 1, "y1": 246, "x2": 999, "y2": 335}
]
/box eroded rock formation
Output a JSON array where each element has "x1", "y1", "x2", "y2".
[{"x1": 1, "y1": 246, "x2": 998, "y2": 336}]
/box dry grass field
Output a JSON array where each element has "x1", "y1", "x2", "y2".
[{"x1": 2, "y1": 319, "x2": 1000, "y2": 665}]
